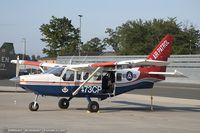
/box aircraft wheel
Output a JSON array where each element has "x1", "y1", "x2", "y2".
[
  {"x1": 58, "y1": 98, "x2": 69, "y2": 109},
  {"x1": 29, "y1": 102, "x2": 39, "y2": 111},
  {"x1": 88, "y1": 101, "x2": 99, "y2": 113}
]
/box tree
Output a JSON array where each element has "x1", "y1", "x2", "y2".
[
  {"x1": 36, "y1": 55, "x2": 41, "y2": 60},
  {"x1": 180, "y1": 25, "x2": 200, "y2": 54},
  {"x1": 40, "y1": 16, "x2": 79, "y2": 57},
  {"x1": 81, "y1": 37, "x2": 106, "y2": 55},
  {"x1": 104, "y1": 18, "x2": 200, "y2": 55},
  {"x1": 103, "y1": 28, "x2": 120, "y2": 53},
  {"x1": 31, "y1": 55, "x2": 37, "y2": 61},
  {"x1": 16, "y1": 54, "x2": 31, "y2": 60}
]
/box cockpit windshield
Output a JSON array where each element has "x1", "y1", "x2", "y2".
[{"x1": 43, "y1": 67, "x2": 64, "y2": 77}]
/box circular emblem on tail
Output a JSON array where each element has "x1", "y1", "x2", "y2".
[
  {"x1": 126, "y1": 71, "x2": 133, "y2": 81},
  {"x1": 62, "y1": 87, "x2": 68, "y2": 93}
]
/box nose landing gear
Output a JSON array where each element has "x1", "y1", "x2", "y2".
[{"x1": 29, "y1": 95, "x2": 39, "y2": 111}]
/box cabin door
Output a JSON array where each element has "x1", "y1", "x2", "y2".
[{"x1": 102, "y1": 71, "x2": 115, "y2": 94}]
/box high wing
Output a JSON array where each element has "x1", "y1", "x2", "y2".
[
  {"x1": 117, "y1": 59, "x2": 169, "y2": 66},
  {"x1": 11, "y1": 60, "x2": 64, "y2": 68},
  {"x1": 11, "y1": 59, "x2": 169, "y2": 71},
  {"x1": 11, "y1": 60, "x2": 66, "y2": 73},
  {"x1": 67, "y1": 59, "x2": 169, "y2": 71}
]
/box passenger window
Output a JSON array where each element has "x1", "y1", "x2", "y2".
[
  {"x1": 76, "y1": 71, "x2": 81, "y2": 80},
  {"x1": 123, "y1": 74, "x2": 126, "y2": 78},
  {"x1": 63, "y1": 70, "x2": 74, "y2": 81},
  {"x1": 116, "y1": 73, "x2": 122, "y2": 81},
  {"x1": 94, "y1": 72, "x2": 102, "y2": 81},
  {"x1": 83, "y1": 72, "x2": 89, "y2": 80}
]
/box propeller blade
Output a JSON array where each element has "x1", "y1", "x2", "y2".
[{"x1": 16, "y1": 56, "x2": 20, "y2": 77}]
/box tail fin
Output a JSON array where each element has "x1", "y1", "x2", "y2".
[
  {"x1": 147, "y1": 34, "x2": 174, "y2": 61},
  {"x1": 139, "y1": 34, "x2": 174, "y2": 77}
]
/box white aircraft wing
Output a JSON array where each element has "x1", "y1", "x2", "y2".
[
  {"x1": 11, "y1": 59, "x2": 169, "y2": 72},
  {"x1": 70, "y1": 59, "x2": 169, "y2": 68},
  {"x1": 117, "y1": 59, "x2": 169, "y2": 66},
  {"x1": 11, "y1": 60, "x2": 65, "y2": 68}
]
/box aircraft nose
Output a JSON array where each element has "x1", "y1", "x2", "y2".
[{"x1": 9, "y1": 77, "x2": 20, "y2": 82}]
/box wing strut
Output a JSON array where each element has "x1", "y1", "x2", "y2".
[{"x1": 72, "y1": 67, "x2": 101, "y2": 96}]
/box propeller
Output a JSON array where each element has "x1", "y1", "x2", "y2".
[
  {"x1": 16, "y1": 56, "x2": 20, "y2": 77},
  {"x1": 10, "y1": 56, "x2": 20, "y2": 82},
  {"x1": 14, "y1": 56, "x2": 20, "y2": 105},
  {"x1": 9, "y1": 56, "x2": 20, "y2": 105}
]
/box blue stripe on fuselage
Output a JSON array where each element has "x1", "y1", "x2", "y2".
[
  {"x1": 115, "y1": 82, "x2": 154, "y2": 95},
  {"x1": 19, "y1": 81, "x2": 154, "y2": 97}
]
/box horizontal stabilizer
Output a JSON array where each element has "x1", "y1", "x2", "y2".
[{"x1": 148, "y1": 70, "x2": 187, "y2": 77}]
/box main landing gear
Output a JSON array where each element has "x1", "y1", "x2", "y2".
[
  {"x1": 58, "y1": 97, "x2": 72, "y2": 109},
  {"x1": 87, "y1": 97, "x2": 99, "y2": 113},
  {"x1": 58, "y1": 97, "x2": 100, "y2": 113},
  {"x1": 88, "y1": 101, "x2": 99, "y2": 112}
]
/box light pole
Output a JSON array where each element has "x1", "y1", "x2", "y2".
[
  {"x1": 189, "y1": 40, "x2": 192, "y2": 55},
  {"x1": 22, "y1": 38, "x2": 26, "y2": 60},
  {"x1": 78, "y1": 15, "x2": 83, "y2": 56},
  {"x1": 22, "y1": 38, "x2": 26, "y2": 69}
]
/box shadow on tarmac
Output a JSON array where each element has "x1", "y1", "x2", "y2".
[
  {"x1": 104, "y1": 101, "x2": 200, "y2": 113},
  {"x1": 37, "y1": 100, "x2": 199, "y2": 113},
  {"x1": 30, "y1": 103, "x2": 200, "y2": 113}
]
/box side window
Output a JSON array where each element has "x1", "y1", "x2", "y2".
[
  {"x1": 94, "y1": 72, "x2": 102, "y2": 81},
  {"x1": 63, "y1": 70, "x2": 74, "y2": 81},
  {"x1": 76, "y1": 71, "x2": 81, "y2": 80},
  {"x1": 83, "y1": 72, "x2": 89, "y2": 80},
  {"x1": 116, "y1": 73, "x2": 122, "y2": 81}
]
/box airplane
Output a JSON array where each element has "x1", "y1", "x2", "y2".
[
  {"x1": 10, "y1": 34, "x2": 185, "y2": 112},
  {"x1": 0, "y1": 42, "x2": 16, "y2": 79}
]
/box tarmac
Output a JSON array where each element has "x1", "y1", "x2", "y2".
[
  {"x1": 1, "y1": 81, "x2": 200, "y2": 100},
  {"x1": 0, "y1": 91, "x2": 200, "y2": 133}
]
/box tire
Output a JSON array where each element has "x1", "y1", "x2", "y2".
[
  {"x1": 88, "y1": 101, "x2": 99, "y2": 112},
  {"x1": 29, "y1": 102, "x2": 39, "y2": 111},
  {"x1": 58, "y1": 98, "x2": 69, "y2": 109}
]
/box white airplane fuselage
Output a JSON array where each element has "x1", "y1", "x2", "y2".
[{"x1": 18, "y1": 67, "x2": 160, "y2": 99}]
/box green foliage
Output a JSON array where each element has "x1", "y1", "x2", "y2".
[
  {"x1": 104, "y1": 18, "x2": 200, "y2": 55},
  {"x1": 40, "y1": 16, "x2": 79, "y2": 57},
  {"x1": 31, "y1": 55, "x2": 40, "y2": 61},
  {"x1": 17, "y1": 54, "x2": 31, "y2": 60},
  {"x1": 31, "y1": 55, "x2": 37, "y2": 61},
  {"x1": 81, "y1": 37, "x2": 106, "y2": 55},
  {"x1": 103, "y1": 28, "x2": 120, "y2": 53}
]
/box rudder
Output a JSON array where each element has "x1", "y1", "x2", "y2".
[{"x1": 147, "y1": 34, "x2": 174, "y2": 61}]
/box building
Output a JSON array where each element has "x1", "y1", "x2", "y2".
[{"x1": 0, "y1": 42, "x2": 16, "y2": 79}]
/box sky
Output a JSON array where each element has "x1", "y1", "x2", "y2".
[{"x1": 0, "y1": 0, "x2": 200, "y2": 56}]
